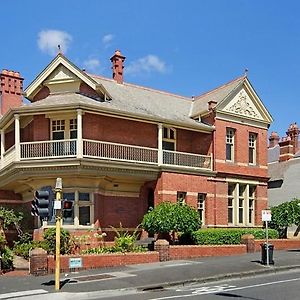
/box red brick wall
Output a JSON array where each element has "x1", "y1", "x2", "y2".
[
  {"x1": 254, "y1": 239, "x2": 300, "y2": 251},
  {"x1": 255, "y1": 185, "x2": 268, "y2": 225},
  {"x1": 47, "y1": 252, "x2": 159, "y2": 273},
  {"x1": 83, "y1": 113, "x2": 157, "y2": 148},
  {"x1": 214, "y1": 119, "x2": 268, "y2": 178},
  {"x1": 32, "y1": 87, "x2": 50, "y2": 102},
  {"x1": 80, "y1": 83, "x2": 100, "y2": 99},
  {"x1": 5, "y1": 130, "x2": 14, "y2": 150},
  {"x1": 94, "y1": 193, "x2": 147, "y2": 230},
  {"x1": 21, "y1": 115, "x2": 49, "y2": 142},
  {"x1": 176, "y1": 129, "x2": 212, "y2": 155},
  {"x1": 169, "y1": 244, "x2": 246, "y2": 259}
]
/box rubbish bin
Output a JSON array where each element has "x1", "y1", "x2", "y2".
[{"x1": 260, "y1": 243, "x2": 274, "y2": 265}]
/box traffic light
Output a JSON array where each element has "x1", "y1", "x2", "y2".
[
  {"x1": 62, "y1": 199, "x2": 73, "y2": 219},
  {"x1": 31, "y1": 190, "x2": 50, "y2": 220}
]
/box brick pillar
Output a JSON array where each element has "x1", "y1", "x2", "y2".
[
  {"x1": 29, "y1": 248, "x2": 48, "y2": 276},
  {"x1": 154, "y1": 239, "x2": 170, "y2": 262},
  {"x1": 241, "y1": 234, "x2": 255, "y2": 253}
]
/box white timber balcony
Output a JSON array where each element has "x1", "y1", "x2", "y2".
[{"x1": 1, "y1": 139, "x2": 212, "y2": 171}]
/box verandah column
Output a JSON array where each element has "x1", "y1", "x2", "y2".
[
  {"x1": 77, "y1": 109, "x2": 83, "y2": 158},
  {"x1": 0, "y1": 129, "x2": 5, "y2": 167},
  {"x1": 158, "y1": 123, "x2": 163, "y2": 165},
  {"x1": 14, "y1": 114, "x2": 20, "y2": 161}
]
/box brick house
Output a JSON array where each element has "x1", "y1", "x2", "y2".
[{"x1": 0, "y1": 50, "x2": 272, "y2": 238}]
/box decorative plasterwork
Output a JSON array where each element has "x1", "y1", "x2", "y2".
[{"x1": 223, "y1": 89, "x2": 263, "y2": 120}]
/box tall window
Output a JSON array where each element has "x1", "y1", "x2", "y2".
[
  {"x1": 228, "y1": 184, "x2": 235, "y2": 224},
  {"x1": 197, "y1": 193, "x2": 206, "y2": 224},
  {"x1": 238, "y1": 185, "x2": 246, "y2": 224},
  {"x1": 162, "y1": 127, "x2": 176, "y2": 151},
  {"x1": 51, "y1": 118, "x2": 77, "y2": 140},
  {"x1": 226, "y1": 128, "x2": 235, "y2": 161},
  {"x1": 227, "y1": 183, "x2": 256, "y2": 226},
  {"x1": 248, "y1": 185, "x2": 256, "y2": 224},
  {"x1": 249, "y1": 133, "x2": 257, "y2": 165},
  {"x1": 177, "y1": 191, "x2": 186, "y2": 204}
]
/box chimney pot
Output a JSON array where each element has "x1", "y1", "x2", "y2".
[{"x1": 268, "y1": 131, "x2": 280, "y2": 148}]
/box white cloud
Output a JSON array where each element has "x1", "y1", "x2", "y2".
[
  {"x1": 37, "y1": 30, "x2": 72, "y2": 56},
  {"x1": 126, "y1": 55, "x2": 167, "y2": 75},
  {"x1": 83, "y1": 58, "x2": 101, "y2": 72},
  {"x1": 102, "y1": 34, "x2": 114, "y2": 47}
]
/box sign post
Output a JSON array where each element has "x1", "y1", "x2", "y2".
[
  {"x1": 55, "y1": 178, "x2": 62, "y2": 291},
  {"x1": 262, "y1": 209, "x2": 272, "y2": 266}
]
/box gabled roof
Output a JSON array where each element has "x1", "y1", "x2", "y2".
[
  {"x1": 191, "y1": 75, "x2": 273, "y2": 125},
  {"x1": 24, "y1": 53, "x2": 111, "y2": 101},
  {"x1": 191, "y1": 76, "x2": 245, "y2": 117}
]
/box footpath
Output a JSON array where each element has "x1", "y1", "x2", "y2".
[{"x1": 1, "y1": 249, "x2": 300, "y2": 298}]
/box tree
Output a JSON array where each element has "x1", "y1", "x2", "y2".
[
  {"x1": 270, "y1": 199, "x2": 300, "y2": 238},
  {"x1": 141, "y1": 202, "x2": 201, "y2": 242}
]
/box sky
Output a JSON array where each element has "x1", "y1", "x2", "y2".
[{"x1": 1, "y1": 0, "x2": 300, "y2": 138}]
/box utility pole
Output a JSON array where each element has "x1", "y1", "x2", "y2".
[{"x1": 54, "y1": 178, "x2": 62, "y2": 291}]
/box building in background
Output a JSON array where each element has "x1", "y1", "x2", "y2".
[
  {"x1": 268, "y1": 123, "x2": 300, "y2": 207},
  {"x1": 0, "y1": 50, "x2": 272, "y2": 239}
]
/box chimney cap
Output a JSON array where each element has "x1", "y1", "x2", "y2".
[
  {"x1": 110, "y1": 49, "x2": 126, "y2": 60},
  {"x1": 1, "y1": 69, "x2": 21, "y2": 78}
]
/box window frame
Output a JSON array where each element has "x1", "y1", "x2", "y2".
[
  {"x1": 197, "y1": 193, "x2": 206, "y2": 225},
  {"x1": 51, "y1": 117, "x2": 77, "y2": 140},
  {"x1": 248, "y1": 133, "x2": 257, "y2": 165},
  {"x1": 162, "y1": 127, "x2": 176, "y2": 151},
  {"x1": 226, "y1": 128, "x2": 235, "y2": 162},
  {"x1": 177, "y1": 191, "x2": 187, "y2": 204}
]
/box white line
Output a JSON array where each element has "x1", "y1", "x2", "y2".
[
  {"x1": 150, "y1": 277, "x2": 300, "y2": 300},
  {"x1": 0, "y1": 289, "x2": 48, "y2": 299}
]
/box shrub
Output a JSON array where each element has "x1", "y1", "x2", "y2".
[
  {"x1": 1, "y1": 246, "x2": 14, "y2": 270},
  {"x1": 192, "y1": 228, "x2": 279, "y2": 245},
  {"x1": 142, "y1": 202, "x2": 201, "y2": 238},
  {"x1": 43, "y1": 228, "x2": 71, "y2": 255}
]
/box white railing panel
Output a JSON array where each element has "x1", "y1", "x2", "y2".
[
  {"x1": 3, "y1": 146, "x2": 16, "y2": 167},
  {"x1": 20, "y1": 140, "x2": 77, "y2": 159},
  {"x1": 83, "y1": 139, "x2": 158, "y2": 164},
  {"x1": 163, "y1": 150, "x2": 211, "y2": 169}
]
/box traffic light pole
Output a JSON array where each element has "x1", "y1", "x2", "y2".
[{"x1": 55, "y1": 178, "x2": 62, "y2": 291}]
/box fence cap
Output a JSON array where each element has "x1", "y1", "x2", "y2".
[{"x1": 30, "y1": 247, "x2": 47, "y2": 256}]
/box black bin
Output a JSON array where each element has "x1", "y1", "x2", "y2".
[{"x1": 261, "y1": 243, "x2": 274, "y2": 265}]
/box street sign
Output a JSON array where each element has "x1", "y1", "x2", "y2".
[
  {"x1": 69, "y1": 257, "x2": 82, "y2": 269},
  {"x1": 262, "y1": 210, "x2": 272, "y2": 222}
]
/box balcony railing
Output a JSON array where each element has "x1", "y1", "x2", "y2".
[{"x1": 0, "y1": 139, "x2": 212, "y2": 171}]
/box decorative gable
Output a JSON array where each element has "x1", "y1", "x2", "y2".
[
  {"x1": 44, "y1": 65, "x2": 81, "y2": 94},
  {"x1": 223, "y1": 88, "x2": 264, "y2": 121}
]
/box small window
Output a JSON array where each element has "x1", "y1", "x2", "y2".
[
  {"x1": 177, "y1": 191, "x2": 186, "y2": 204},
  {"x1": 228, "y1": 184, "x2": 235, "y2": 223},
  {"x1": 248, "y1": 186, "x2": 256, "y2": 224},
  {"x1": 249, "y1": 133, "x2": 257, "y2": 165},
  {"x1": 226, "y1": 128, "x2": 235, "y2": 161},
  {"x1": 197, "y1": 193, "x2": 206, "y2": 224},
  {"x1": 238, "y1": 185, "x2": 246, "y2": 224},
  {"x1": 162, "y1": 127, "x2": 176, "y2": 151}
]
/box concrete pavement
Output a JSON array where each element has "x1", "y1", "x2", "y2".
[{"x1": 1, "y1": 249, "x2": 300, "y2": 298}]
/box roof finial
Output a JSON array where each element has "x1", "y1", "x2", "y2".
[
  {"x1": 58, "y1": 44, "x2": 61, "y2": 54},
  {"x1": 244, "y1": 68, "x2": 249, "y2": 77}
]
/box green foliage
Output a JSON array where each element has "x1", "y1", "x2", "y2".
[
  {"x1": 0, "y1": 207, "x2": 23, "y2": 229},
  {"x1": 269, "y1": 199, "x2": 300, "y2": 238},
  {"x1": 81, "y1": 245, "x2": 146, "y2": 255},
  {"x1": 1, "y1": 246, "x2": 14, "y2": 270},
  {"x1": 141, "y1": 202, "x2": 201, "y2": 235},
  {"x1": 192, "y1": 228, "x2": 279, "y2": 245},
  {"x1": 13, "y1": 233, "x2": 46, "y2": 260},
  {"x1": 43, "y1": 228, "x2": 71, "y2": 255}
]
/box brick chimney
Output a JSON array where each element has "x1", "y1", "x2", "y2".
[
  {"x1": 0, "y1": 70, "x2": 23, "y2": 115},
  {"x1": 279, "y1": 136, "x2": 294, "y2": 162},
  {"x1": 268, "y1": 131, "x2": 280, "y2": 148},
  {"x1": 286, "y1": 122, "x2": 299, "y2": 154},
  {"x1": 110, "y1": 50, "x2": 126, "y2": 84}
]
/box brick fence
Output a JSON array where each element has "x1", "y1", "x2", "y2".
[{"x1": 29, "y1": 238, "x2": 300, "y2": 275}]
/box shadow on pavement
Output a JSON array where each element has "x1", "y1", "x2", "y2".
[{"x1": 216, "y1": 292, "x2": 261, "y2": 300}]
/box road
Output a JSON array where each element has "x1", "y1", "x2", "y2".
[
  {"x1": 95, "y1": 269, "x2": 300, "y2": 300},
  {"x1": 1, "y1": 269, "x2": 300, "y2": 299}
]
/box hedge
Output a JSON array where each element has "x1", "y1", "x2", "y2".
[{"x1": 192, "y1": 228, "x2": 279, "y2": 245}]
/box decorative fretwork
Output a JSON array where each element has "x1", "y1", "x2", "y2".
[{"x1": 227, "y1": 91, "x2": 259, "y2": 118}]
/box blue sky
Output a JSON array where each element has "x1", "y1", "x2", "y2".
[{"x1": 1, "y1": 1, "x2": 299, "y2": 137}]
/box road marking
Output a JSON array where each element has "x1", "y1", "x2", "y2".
[
  {"x1": 150, "y1": 277, "x2": 300, "y2": 299},
  {"x1": 0, "y1": 289, "x2": 48, "y2": 299}
]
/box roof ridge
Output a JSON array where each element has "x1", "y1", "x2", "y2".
[
  {"x1": 89, "y1": 73, "x2": 192, "y2": 101},
  {"x1": 194, "y1": 75, "x2": 246, "y2": 101}
]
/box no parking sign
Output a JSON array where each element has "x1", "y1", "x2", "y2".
[{"x1": 262, "y1": 210, "x2": 272, "y2": 222}]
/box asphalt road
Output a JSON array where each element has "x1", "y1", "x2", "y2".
[{"x1": 94, "y1": 269, "x2": 300, "y2": 300}]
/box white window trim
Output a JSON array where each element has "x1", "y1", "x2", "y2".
[
  {"x1": 197, "y1": 193, "x2": 206, "y2": 225},
  {"x1": 50, "y1": 116, "x2": 77, "y2": 140},
  {"x1": 249, "y1": 133, "x2": 257, "y2": 165},
  {"x1": 226, "y1": 128, "x2": 235, "y2": 162},
  {"x1": 162, "y1": 127, "x2": 176, "y2": 151}
]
